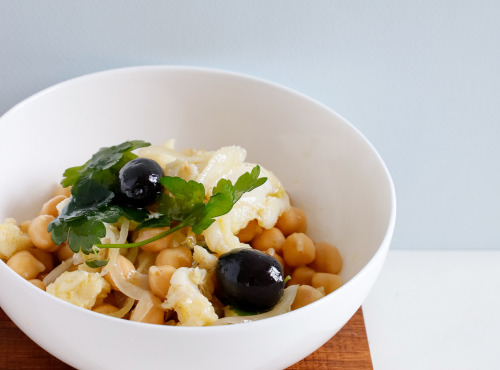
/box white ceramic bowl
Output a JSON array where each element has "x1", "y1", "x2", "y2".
[{"x1": 0, "y1": 66, "x2": 395, "y2": 370}]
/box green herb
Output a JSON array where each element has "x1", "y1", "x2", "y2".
[
  {"x1": 135, "y1": 214, "x2": 171, "y2": 230},
  {"x1": 96, "y1": 165, "x2": 267, "y2": 249},
  {"x1": 48, "y1": 140, "x2": 268, "y2": 262},
  {"x1": 284, "y1": 275, "x2": 291, "y2": 284},
  {"x1": 48, "y1": 141, "x2": 150, "y2": 255},
  {"x1": 49, "y1": 204, "x2": 147, "y2": 254},
  {"x1": 61, "y1": 140, "x2": 150, "y2": 208},
  {"x1": 85, "y1": 258, "x2": 110, "y2": 268}
]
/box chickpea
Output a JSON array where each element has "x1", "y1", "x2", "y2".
[
  {"x1": 237, "y1": 220, "x2": 262, "y2": 243},
  {"x1": 309, "y1": 242, "x2": 343, "y2": 274},
  {"x1": 276, "y1": 207, "x2": 307, "y2": 236},
  {"x1": 7, "y1": 251, "x2": 46, "y2": 280},
  {"x1": 289, "y1": 266, "x2": 315, "y2": 286},
  {"x1": 19, "y1": 220, "x2": 31, "y2": 234},
  {"x1": 155, "y1": 246, "x2": 192, "y2": 269},
  {"x1": 130, "y1": 294, "x2": 164, "y2": 325},
  {"x1": 282, "y1": 233, "x2": 316, "y2": 267},
  {"x1": 134, "y1": 227, "x2": 174, "y2": 252},
  {"x1": 252, "y1": 227, "x2": 285, "y2": 254},
  {"x1": 291, "y1": 285, "x2": 325, "y2": 310},
  {"x1": 56, "y1": 242, "x2": 74, "y2": 262},
  {"x1": 28, "y1": 215, "x2": 58, "y2": 251},
  {"x1": 149, "y1": 265, "x2": 176, "y2": 299},
  {"x1": 38, "y1": 195, "x2": 67, "y2": 217},
  {"x1": 53, "y1": 184, "x2": 72, "y2": 198},
  {"x1": 264, "y1": 248, "x2": 285, "y2": 270},
  {"x1": 93, "y1": 303, "x2": 119, "y2": 314},
  {"x1": 28, "y1": 247, "x2": 54, "y2": 272},
  {"x1": 104, "y1": 255, "x2": 136, "y2": 290},
  {"x1": 311, "y1": 272, "x2": 343, "y2": 295},
  {"x1": 29, "y1": 279, "x2": 46, "y2": 291}
]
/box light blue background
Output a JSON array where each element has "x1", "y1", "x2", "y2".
[{"x1": 1, "y1": 1, "x2": 499, "y2": 250}]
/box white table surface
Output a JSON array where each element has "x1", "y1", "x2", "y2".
[{"x1": 362, "y1": 250, "x2": 500, "y2": 370}]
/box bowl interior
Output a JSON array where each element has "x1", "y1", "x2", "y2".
[{"x1": 0, "y1": 66, "x2": 394, "y2": 284}]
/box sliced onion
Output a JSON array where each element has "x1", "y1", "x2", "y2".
[
  {"x1": 210, "y1": 285, "x2": 299, "y2": 326},
  {"x1": 117, "y1": 219, "x2": 129, "y2": 244},
  {"x1": 100, "y1": 247, "x2": 119, "y2": 277},
  {"x1": 136, "y1": 251, "x2": 156, "y2": 274},
  {"x1": 84, "y1": 219, "x2": 147, "y2": 301},
  {"x1": 129, "y1": 292, "x2": 154, "y2": 322},
  {"x1": 135, "y1": 145, "x2": 183, "y2": 168},
  {"x1": 109, "y1": 265, "x2": 148, "y2": 300},
  {"x1": 127, "y1": 270, "x2": 150, "y2": 291},
  {"x1": 126, "y1": 246, "x2": 139, "y2": 265},
  {"x1": 100, "y1": 223, "x2": 120, "y2": 245},
  {"x1": 42, "y1": 257, "x2": 74, "y2": 286},
  {"x1": 100, "y1": 220, "x2": 129, "y2": 277},
  {"x1": 107, "y1": 248, "x2": 149, "y2": 300},
  {"x1": 104, "y1": 297, "x2": 135, "y2": 319}
]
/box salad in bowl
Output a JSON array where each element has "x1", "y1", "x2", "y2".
[{"x1": 1, "y1": 139, "x2": 344, "y2": 327}]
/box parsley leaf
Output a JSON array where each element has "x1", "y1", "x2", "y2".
[
  {"x1": 48, "y1": 139, "x2": 268, "y2": 260},
  {"x1": 48, "y1": 141, "x2": 150, "y2": 255},
  {"x1": 50, "y1": 203, "x2": 148, "y2": 254},
  {"x1": 187, "y1": 179, "x2": 236, "y2": 234},
  {"x1": 61, "y1": 141, "x2": 148, "y2": 186},
  {"x1": 233, "y1": 165, "x2": 268, "y2": 203},
  {"x1": 67, "y1": 218, "x2": 106, "y2": 254},
  {"x1": 136, "y1": 214, "x2": 172, "y2": 230},
  {"x1": 85, "y1": 259, "x2": 110, "y2": 268},
  {"x1": 158, "y1": 177, "x2": 206, "y2": 221},
  {"x1": 187, "y1": 167, "x2": 268, "y2": 233}
]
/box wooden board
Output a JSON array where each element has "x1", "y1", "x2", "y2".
[
  {"x1": 287, "y1": 307, "x2": 373, "y2": 369},
  {"x1": 0, "y1": 307, "x2": 372, "y2": 369}
]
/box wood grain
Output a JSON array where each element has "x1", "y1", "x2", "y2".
[
  {"x1": 0, "y1": 307, "x2": 372, "y2": 369},
  {"x1": 286, "y1": 308, "x2": 373, "y2": 369}
]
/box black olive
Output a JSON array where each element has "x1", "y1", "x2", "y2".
[
  {"x1": 118, "y1": 158, "x2": 163, "y2": 208},
  {"x1": 216, "y1": 248, "x2": 285, "y2": 312}
]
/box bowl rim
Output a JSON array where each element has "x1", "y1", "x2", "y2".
[{"x1": 0, "y1": 65, "x2": 397, "y2": 331}]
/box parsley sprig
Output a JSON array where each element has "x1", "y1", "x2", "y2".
[
  {"x1": 96, "y1": 165, "x2": 267, "y2": 249},
  {"x1": 48, "y1": 140, "x2": 267, "y2": 263},
  {"x1": 48, "y1": 141, "x2": 150, "y2": 255}
]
